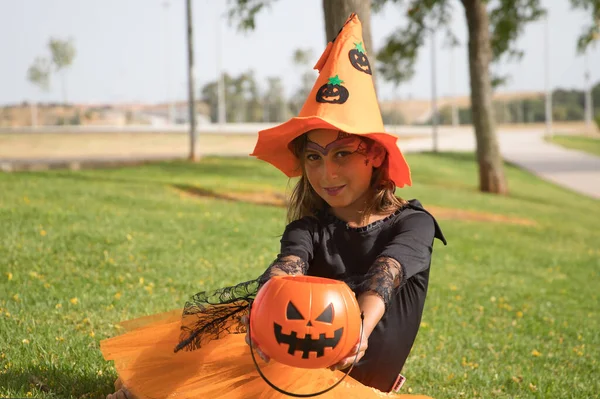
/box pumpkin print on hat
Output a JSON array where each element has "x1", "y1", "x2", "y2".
[
  {"x1": 315, "y1": 75, "x2": 349, "y2": 104},
  {"x1": 250, "y1": 275, "x2": 361, "y2": 369},
  {"x1": 348, "y1": 41, "x2": 372, "y2": 75}
]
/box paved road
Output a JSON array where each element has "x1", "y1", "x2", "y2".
[
  {"x1": 2, "y1": 127, "x2": 599, "y2": 200},
  {"x1": 401, "y1": 128, "x2": 600, "y2": 200}
]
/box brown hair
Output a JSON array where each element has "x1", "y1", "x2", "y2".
[{"x1": 286, "y1": 133, "x2": 407, "y2": 224}]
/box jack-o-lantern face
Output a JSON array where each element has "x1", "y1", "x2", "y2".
[
  {"x1": 274, "y1": 302, "x2": 341, "y2": 358},
  {"x1": 348, "y1": 42, "x2": 372, "y2": 75},
  {"x1": 316, "y1": 75, "x2": 349, "y2": 104},
  {"x1": 250, "y1": 275, "x2": 361, "y2": 369}
]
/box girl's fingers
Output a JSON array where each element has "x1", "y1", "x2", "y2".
[
  {"x1": 329, "y1": 348, "x2": 367, "y2": 371},
  {"x1": 256, "y1": 347, "x2": 270, "y2": 362},
  {"x1": 245, "y1": 333, "x2": 270, "y2": 362}
]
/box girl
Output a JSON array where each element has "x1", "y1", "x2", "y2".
[
  {"x1": 246, "y1": 127, "x2": 445, "y2": 391},
  {"x1": 102, "y1": 13, "x2": 445, "y2": 399}
]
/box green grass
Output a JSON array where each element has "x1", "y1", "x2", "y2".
[
  {"x1": 1, "y1": 154, "x2": 599, "y2": 398},
  {"x1": 546, "y1": 134, "x2": 600, "y2": 157}
]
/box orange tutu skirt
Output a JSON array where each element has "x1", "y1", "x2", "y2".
[{"x1": 101, "y1": 308, "x2": 433, "y2": 399}]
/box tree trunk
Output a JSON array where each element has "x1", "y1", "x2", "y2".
[
  {"x1": 61, "y1": 70, "x2": 68, "y2": 106},
  {"x1": 322, "y1": 0, "x2": 377, "y2": 94},
  {"x1": 462, "y1": 0, "x2": 508, "y2": 194}
]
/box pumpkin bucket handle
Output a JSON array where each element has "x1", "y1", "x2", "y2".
[{"x1": 247, "y1": 301, "x2": 365, "y2": 398}]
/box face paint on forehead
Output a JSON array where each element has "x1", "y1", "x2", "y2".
[{"x1": 305, "y1": 131, "x2": 363, "y2": 156}]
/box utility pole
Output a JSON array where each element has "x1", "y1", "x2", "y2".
[
  {"x1": 544, "y1": 14, "x2": 553, "y2": 138},
  {"x1": 584, "y1": 50, "x2": 593, "y2": 127},
  {"x1": 163, "y1": 1, "x2": 174, "y2": 124},
  {"x1": 186, "y1": 0, "x2": 198, "y2": 160},
  {"x1": 449, "y1": 44, "x2": 458, "y2": 126},
  {"x1": 431, "y1": 29, "x2": 439, "y2": 152},
  {"x1": 216, "y1": 12, "x2": 226, "y2": 126}
]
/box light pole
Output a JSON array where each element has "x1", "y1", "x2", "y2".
[
  {"x1": 584, "y1": 50, "x2": 593, "y2": 127},
  {"x1": 544, "y1": 14, "x2": 553, "y2": 138},
  {"x1": 163, "y1": 1, "x2": 173, "y2": 125},
  {"x1": 449, "y1": 43, "x2": 459, "y2": 126},
  {"x1": 216, "y1": 10, "x2": 226, "y2": 126},
  {"x1": 186, "y1": 0, "x2": 198, "y2": 160},
  {"x1": 431, "y1": 28, "x2": 439, "y2": 152}
]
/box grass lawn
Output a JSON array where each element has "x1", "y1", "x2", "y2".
[
  {"x1": 546, "y1": 134, "x2": 600, "y2": 157},
  {"x1": 1, "y1": 153, "x2": 599, "y2": 398}
]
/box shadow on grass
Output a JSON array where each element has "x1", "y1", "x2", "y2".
[{"x1": 173, "y1": 184, "x2": 287, "y2": 208}]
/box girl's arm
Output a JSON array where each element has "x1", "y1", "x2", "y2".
[
  {"x1": 258, "y1": 255, "x2": 309, "y2": 286},
  {"x1": 331, "y1": 210, "x2": 440, "y2": 371},
  {"x1": 258, "y1": 217, "x2": 315, "y2": 285},
  {"x1": 329, "y1": 257, "x2": 398, "y2": 370}
]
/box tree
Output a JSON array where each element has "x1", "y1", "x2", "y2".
[
  {"x1": 289, "y1": 48, "x2": 316, "y2": 115},
  {"x1": 321, "y1": 0, "x2": 374, "y2": 62},
  {"x1": 226, "y1": 0, "x2": 596, "y2": 193},
  {"x1": 27, "y1": 57, "x2": 51, "y2": 92},
  {"x1": 48, "y1": 38, "x2": 76, "y2": 105},
  {"x1": 26, "y1": 57, "x2": 52, "y2": 126},
  {"x1": 200, "y1": 70, "x2": 266, "y2": 123},
  {"x1": 227, "y1": 0, "x2": 377, "y2": 93},
  {"x1": 373, "y1": 0, "x2": 549, "y2": 194},
  {"x1": 264, "y1": 76, "x2": 289, "y2": 122},
  {"x1": 569, "y1": 0, "x2": 600, "y2": 52}
]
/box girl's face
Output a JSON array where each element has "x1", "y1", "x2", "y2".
[{"x1": 303, "y1": 129, "x2": 384, "y2": 212}]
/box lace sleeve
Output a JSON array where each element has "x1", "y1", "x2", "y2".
[
  {"x1": 356, "y1": 257, "x2": 404, "y2": 306},
  {"x1": 258, "y1": 255, "x2": 309, "y2": 286}
]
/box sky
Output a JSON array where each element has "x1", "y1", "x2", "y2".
[{"x1": 1, "y1": 0, "x2": 599, "y2": 106}]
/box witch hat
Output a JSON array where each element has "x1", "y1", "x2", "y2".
[{"x1": 251, "y1": 13, "x2": 411, "y2": 188}]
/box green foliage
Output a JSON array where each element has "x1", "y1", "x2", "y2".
[
  {"x1": 201, "y1": 70, "x2": 268, "y2": 123},
  {"x1": 263, "y1": 76, "x2": 290, "y2": 122},
  {"x1": 375, "y1": 0, "x2": 545, "y2": 86},
  {"x1": 440, "y1": 82, "x2": 600, "y2": 125},
  {"x1": 593, "y1": 81, "x2": 600, "y2": 107},
  {"x1": 227, "y1": 0, "x2": 278, "y2": 31},
  {"x1": 595, "y1": 112, "x2": 600, "y2": 130},
  {"x1": 376, "y1": 1, "x2": 455, "y2": 84},
  {"x1": 26, "y1": 57, "x2": 52, "y2": 92},
  {"x1": 291, "y1": 48, "x2": 313, "y2": 66},
  {"x1": 289, "y1": 49, "x2": 316, "y2": 116},
  {"x1": 381, "y1": 107, "x2": 406, "y2": 125},
  {"x1": 488, "y1": 0, "x2": 546, "y2": 61},
  {"x1": 70, "y1": 110, "x2": 81, "y2": 125},
  {"x1": 48, "y1": 38, "x2": 76, "y2": 71},
  {"x1": 569, "y1": 0, "x2": 600, "y2": 52}
]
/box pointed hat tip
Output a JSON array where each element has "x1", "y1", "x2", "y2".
[{"x1": 313, "y1": 13, "x2": 361, "y2": 72}]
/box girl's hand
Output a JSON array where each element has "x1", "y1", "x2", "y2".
[
  {"x1": 240, "y1": 314, "x2": 270, "y2": 363},
  {"x1": 328, "y1": 334, "x2": 369, "y2": 371}
]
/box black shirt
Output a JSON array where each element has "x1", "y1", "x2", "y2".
[{"x1": 277, "y1": 199, "x2": 446, "y2": 392}]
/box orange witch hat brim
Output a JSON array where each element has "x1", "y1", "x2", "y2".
[{"x1": 250, "y1": 14, "x2": 411, "y2": 188}]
